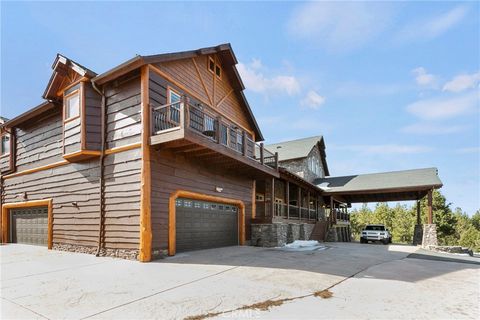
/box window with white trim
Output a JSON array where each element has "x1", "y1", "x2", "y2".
[
  {"x1": 65, "y1": 91, "x2": 80, "y2": 120},
  {"x1": 1, "y1": 133, "x2": 10, "y2": 155}
]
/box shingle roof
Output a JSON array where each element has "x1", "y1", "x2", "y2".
[
  {"x1": 315, "y1": 167, "x2": 443, "y2": 193},
  {"x1": 266, "y1": 136, "x2": 323, "y2": 161},
  {"x1": 265, "y1": 136, "x2": 330, "y2": 176}
]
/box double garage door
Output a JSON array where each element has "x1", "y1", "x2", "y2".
[
  {"x1": 9, "y1": 207, "x2": 48, "y2": 246},
  {"x1": 175, "y1": 198, "x2": 239, "y2": 252}
]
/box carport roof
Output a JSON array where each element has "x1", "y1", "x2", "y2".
[{"x1": 315, "y1": 167, "x2": 443, "y2": 203}]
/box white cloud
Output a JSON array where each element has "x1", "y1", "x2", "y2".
[
  {"x1": 300, "y1": 90, "x2": 326, "y2": 109},
  {"x1": 287, "y1": 2, "x2": 393, "y2": 52},
  {"x1": 331, "y1": 144, "x2": 433, "y2": 155},
  {"x1": 396, "y1": 5, "x2": 468, "y2": 42},
  {"x1": 334, "y1": 82, "x2": 408, "y2": 97},
  {"x1": 443, "y1": 72, "x2": 480, "y2": 93},
  {"x1": 456, "y1": 147, "x2": 480, "y2": 154},
  {"x1": 401, "y1": 123, "x2": 466, "y2": 135},
  {"x1": 237, "y1": 60, "x2": 300, "y2": 96},
  {"x1": 412, "y1": 67, "x2": 438, "y2": 88},
  {"x1": 406, "y1": 91, "x2": 479, "y2": 120}
]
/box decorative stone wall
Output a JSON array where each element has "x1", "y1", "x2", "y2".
[
  {"x1": 325, "y1": 227, "x2": 338, "y2": 242},
  {"x1": 251, "y1": 223, "x2": 316, "y2": 247},
  {"x1": 427, "y1": 245, "x2": 473, "y2": 256},
  {"x1": 421, "y1": 224, "x2": 438, "y2": 247},
  {"x1": 413, "y1": 224, "x2": 423, "y2": 245},
  {"x1": 287, "y1": 224, "x2": 301, "y2": 243},
  {"x1": 53, "y1": 243, "x2": 139, "y2": 260},
  {"x1": 299, "y1": 224, "x2": 315, "y2": 240}
]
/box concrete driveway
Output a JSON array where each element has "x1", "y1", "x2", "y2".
[{"x1": 1, "y1": 243, "x2": 478, "y2": 320}]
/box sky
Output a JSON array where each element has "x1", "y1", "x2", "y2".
[{"x1": 1, "y1": 1, "x2": 479, "y2": 215}]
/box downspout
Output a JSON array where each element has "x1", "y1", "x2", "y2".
[{"x1": 91, "y1": 80, "x2": 106, "y2": 256}]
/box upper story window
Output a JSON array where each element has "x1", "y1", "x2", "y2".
[
  {"x1": 208, "y1": 56, "x2": 221, "y2": 79},
  {"x1": 168, "y1": 88, "x2": 181, "y2": 104},
  {"x1": 308, "y1": 157, "x2": 322, "y2": 176},
  {"x1": 1, "y1": 133, "x2": 10, "y2": 155},
  {"x1": 65, "y1": 90, "x2": 80, "y2": 121}
]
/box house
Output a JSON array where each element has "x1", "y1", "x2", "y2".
[{"x1": 0, "y1": 44, "x2": 443, "y2": 262}]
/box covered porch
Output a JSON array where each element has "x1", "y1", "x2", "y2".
[{"x1": 316, "y1": 167, "x2": 443, "y2": 246}]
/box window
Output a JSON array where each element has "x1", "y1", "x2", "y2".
[
  {"x1": 208, "y1": 56, "x2": 221, "y2": 79},
  {"x1": 208, "y1": 57, "x2": 215, "y2": 73},
  {"x1": 168, "y1": 88, "x2": 181, "y2": 123},
  {"x1": 65, "y1": 91, "x2": 80, "y2": 121},
  {"x1": 1, "y1": 133, "x2": 10, "y2": 155}
]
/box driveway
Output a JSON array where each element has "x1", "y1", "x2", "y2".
[{"x1": 1, "y1": 243, "x2": 478, "y2": 319}]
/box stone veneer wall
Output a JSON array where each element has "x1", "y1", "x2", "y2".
[
  {"x1": 421, "y1": 224, "x2": 438, "y2": 247},
  {"x1": 53, "y1": 243, "x2": 139, "y2": 260},
  {"x1": 251, "y1": 223, "x2": 316, "y2": 247}
]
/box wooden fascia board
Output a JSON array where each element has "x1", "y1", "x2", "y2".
[{"x1": 323, "y1": 184, "x2": 443, "y2": 197}]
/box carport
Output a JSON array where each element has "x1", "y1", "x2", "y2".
[{"x1": 315, "y1": 168, "x2": 443, "y2": 246}]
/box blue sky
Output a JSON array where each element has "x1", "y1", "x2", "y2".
[{"x1": 1, "y1": 1, "x2": 479, "y2": 215}]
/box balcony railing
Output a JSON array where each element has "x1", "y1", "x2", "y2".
[
  {"x1": 256, "y1": 201, "x2": 318, "y2": 221},
  {"x1": 151, "y1": 97, "x2": 278, "y2": 170}
]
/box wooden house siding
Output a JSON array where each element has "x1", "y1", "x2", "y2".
[
  {"x1": 150, "y1": 149, "x2": 254, "y2": 252},
  {"x1": 84, "y1": 84, "x2": 102, "y2": 151},
  {"x1": 104, "y1": 71, "x2": 142, "y2": 149},
  {"x1": 15, "y1": 110, "x2": 64, "y2": 171},
  {"x1": 152, "y1": 55, "x2": 253, "y2": 135},
  {"x1": 64, "y1": 117, "x2": 82, "y2": 154},
  {"x1": 0, "y1": 154, "x2": 10, "y2": 172}
]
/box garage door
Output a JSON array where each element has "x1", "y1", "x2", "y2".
[
  {"x1": 175, "y1": 198, "x2": 238, "y2": 252},
  {"x1": 10, "y1": 207, "x2": 48, "y2": 246}
]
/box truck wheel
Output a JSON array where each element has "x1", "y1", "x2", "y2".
[
  {"x1": 382, "y1": 239, "x2": 389, "y2": 245},
  {"x1": 360, "y1": 238, "x2": 366, "y2": 244}
]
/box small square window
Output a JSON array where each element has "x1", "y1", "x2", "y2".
[
  {"x1": 215, "y1": 65, "x2": 221, "y2": 78},
  {"x1": 65, "y1": 91, "x2": 80, "y2": 120},
  {"x1": 1, "y1": 134, "x2": 10, "y2": 155},
  {"x1": 208, "y1": 57, "x2": 215, "y2": 73}
]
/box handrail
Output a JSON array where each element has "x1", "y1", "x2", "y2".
[{"x1": 151, "y1": 96, "x2": 279, "y2": 171}]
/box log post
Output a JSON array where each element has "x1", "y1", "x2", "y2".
[
  {"x1": 298, "y1": 187, "x2": 301, "y2": 220},
  {"x1": 416, "y1": 199, "x2": 421, "y2": 225},
  {"x1": 286, "y1": 181, "x2": 290, "y2": 219},
  {"x1": 260, "y1": 143, "x2": 264, "y2": 165},
  {"x1": 427, "y1": 189, "x2": 433, "y2": 224},
  {"x1": 270, "y1": 177, "x2": 275, "y2": 217}
]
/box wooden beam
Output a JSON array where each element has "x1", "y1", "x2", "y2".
[
  {"x1": 298, "y1": 187, "x2": 301, "y2": 220},
  {"x1": 216, "y1": 89, "x2": 233, "y2": 108},
  {"x1": 286, "y1": 181, "x2": 290, "y2": 219},
  {"x1": 427, "y1": 189, "x2": 433, "y2": 224},
  {"x1": 270, "y1": 177, "x2": 275, "y2": 217},
  {"x1": 416, "y1": 199, "x2": 421, "y2": 225},
  {"x1": 139, "y1": 65, "x2": 152, "y2": 262},
  {"x1": 191, "y1": 57, "x2": 213, "y2": 105}
]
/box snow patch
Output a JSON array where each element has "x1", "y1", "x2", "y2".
[{"x1": 280, "y1": 240, "x2": 327, "y2": 251}]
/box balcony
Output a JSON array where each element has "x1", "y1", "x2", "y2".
[
  {"x1": 150, "y1": 98, "x2": 279, "y2": 177},
  {"x1": 255, "y1": 202, "x2": 319, "y2": 223}
]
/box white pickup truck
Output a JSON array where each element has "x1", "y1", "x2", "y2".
[{"x1": 360, "y1": 224, "x2": 392, "y2": 245}]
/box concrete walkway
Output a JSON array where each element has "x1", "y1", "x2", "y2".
[{"x1": 1, "y1": 243, "x2": 478, "y2": 319}]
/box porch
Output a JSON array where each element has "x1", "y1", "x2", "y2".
[{"x1": 149, "y1": 97, "x2": 279, "y2": 178}]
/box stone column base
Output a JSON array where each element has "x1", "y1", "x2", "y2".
[
  {"x1": 413, "y1": 224, "x2": 423, "y2": 246},
  {"x1": 325, "y1": 227, "x2": 338, "y2": 242},
  {"x1": 422, "y1": 224, "x2": 438, "y2": 247}
]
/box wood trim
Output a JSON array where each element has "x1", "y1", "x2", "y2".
[
  {"x1": 104, "y1": 142, "x2": 141, "y2": 155},
  {"x1": 216, "y1": 89, "x2": 233, "y2": 108},
  {"x1": 192, "y1": 57, "x2": 213, "y2": 105},
  {"x1": 168, "y1": 190, "x2": 246, "y2": 256},
  {"x1": 149, "y1": 64, "x2": 255, "y2": 137},
  {"x1": 63, "y1": 150, "x2": 101, "y2": 161},
  {"x1": 56, "y1": 76, "x2": 89, "y2": 97},
  {"x1": 80, "y1": 82, "x2": 86, "y2": 150},
  {"x1": 3, "y1": 160, "x2": 69, "y2": 179},
  {"x1": 1, "y1": 199, "x2": 53, "y2": 249},
  {"x1": 139, "y1": 65, "x2": 152, "y2": 262},
  {"x1": 166, "y1": 86, "x2": 181, "y2": 104},
  {"x1": 63, "y1": 89, "x2": 81, "y2": 123},
  {"x1": 252, "y1": 180, "x2": 256, "y2": 219},
  {"x1": 3, "y1": 143, "x2": 140, "y2": 180}
]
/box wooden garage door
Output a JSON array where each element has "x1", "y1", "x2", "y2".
[
  {"x1": 175, "y1": 198, "x2": 238, "y2": 252},
  {"x1": 10, "y1": 207, "x2": 48, "y2": 246}
]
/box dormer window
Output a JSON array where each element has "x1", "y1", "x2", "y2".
[
  {"x1": 1, "y1": 133, "x2": 10, "y2": 155},
  {"x1": 65, "y1": 90, "x2": 80, "y2": 121}
]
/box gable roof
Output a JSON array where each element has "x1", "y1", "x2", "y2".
[
  {"x1": 315, "y1": 167, "x2": 443, "y2": 203},
  {"x1": 92, "y1": 43, "x2": 263, "y2": 141},
  {"x1": 43, "y1": 54, "x2": 97, "y2": 101},
  {"x1": 266, "y1": 136, "x2": 329, "y2": 176}
]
